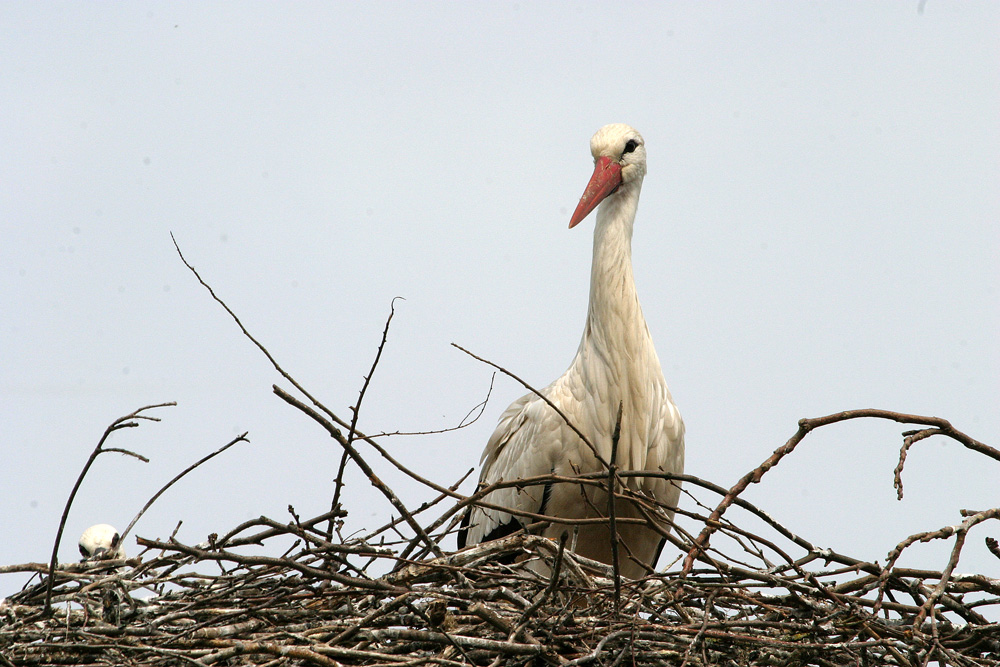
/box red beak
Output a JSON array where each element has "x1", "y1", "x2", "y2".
[{"x1": 569, "y1": 156, "x2": 622, "y2": 228}]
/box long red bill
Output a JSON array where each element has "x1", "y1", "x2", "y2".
[{"x1": 569, "y1": 156, "x2": 622, "y2": 228}]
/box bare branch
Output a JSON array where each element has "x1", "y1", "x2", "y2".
[
  {"x1": 120, "y1": 433, "x2": 248, "y2": 546},
  {"x1": 682, "y1": 408, "x2": 998, "y2": 576},
  {"x1": 329, "y1": 297, "x2": 403, "y2": 553},
  {"x1": 608, "y1": 401, "x2": 623, "y2": 614},
  {"x1": 452, "y1": 342, "x2": 610, "y2": 470},
  {"x1": 273, "y1": 385, "x2": 452, "y2": 569},
  {"x1": 43, "y1": 402, "x2": 174, "y2": 616}
]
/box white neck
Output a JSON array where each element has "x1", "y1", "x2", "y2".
[
  {"x1": 582, "y1": 180, "x2": 646, "y2": 353},
  {"x1": 571, "y1": 177, "x2": 664, "y2": 472}
]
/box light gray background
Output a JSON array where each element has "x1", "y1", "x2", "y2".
[{"x1": 3, "y1": 3, "x2": 997, "y2": 596}]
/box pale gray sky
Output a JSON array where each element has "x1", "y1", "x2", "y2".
[{"x1": 2, "y1": 3, "x2": 998, "y2": 595}]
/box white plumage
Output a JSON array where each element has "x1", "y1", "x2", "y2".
[
  {"x1": 78, "y1": 524, "x2": 125, "y2": 561},
  {"x1": 458, "y1": 124, "x2": 684, "y2": 579}
]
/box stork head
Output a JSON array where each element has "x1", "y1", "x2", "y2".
[
  {"x1": 79, "y1": 524, "x2": 125, "y2": 561},
  {"x1": 569, "y1": 124, "x2": 647, "y2": 228}
]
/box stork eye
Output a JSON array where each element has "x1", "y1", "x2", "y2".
[{"x1": 622, "y1": 140, "x2": 638, "y2": 155}]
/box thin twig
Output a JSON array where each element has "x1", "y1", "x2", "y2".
[
  {"x1": 273, "y1": 385, "x2": 452, "y2": 568},
  {"x1": 329, "y1": 297, "x2": 403, "y2": 553},
  {"x1": 365, "y1": 372, "x2": 495, "y2": 439},
  {"x1": 451, "y1": 343, "x2": 610, "y2": 470},
  {"x1": 120, "y1": 433, "x2": 248, "y2": 546},
  {"x1": 608, "y1": 401, "x2": 623, "y2": 614}
]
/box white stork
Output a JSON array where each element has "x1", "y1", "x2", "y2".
[
  {"x1": 458, "y1": 124, "x2": 685, "y2": 579},
  {"x1": 79, "y1": 524, "x2": 125, "y2": 561}
]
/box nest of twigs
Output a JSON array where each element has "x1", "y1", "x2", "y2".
[
  {"x1": 3, "y1": 245, "x2": 998, "y2": 666},
  {"x1": 4, "y1": 401, "x2": 999, "y2": 667}
]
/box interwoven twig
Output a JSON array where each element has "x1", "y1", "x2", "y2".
[{"x1": 5, "y1": 242, "x2": 995, "y2": 666}]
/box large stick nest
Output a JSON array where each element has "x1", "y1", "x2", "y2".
[
  {"x1": 3, "y1": 248, "x2": 998, "y2": 666},
  {"x1": 4, "y1": 403, "x2": 999, "y2": 667}
]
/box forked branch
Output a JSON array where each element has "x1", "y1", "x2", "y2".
[
  {"x1": 43, "y1": 402, "x2": 173, "y2": 615},
  {"x1": 682, "y1": 408, "x2": 997, "y2": 575}
]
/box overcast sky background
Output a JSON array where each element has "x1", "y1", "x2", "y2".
[{"x1": 3, "y1": 3, "x2": 998, "y2": 598}]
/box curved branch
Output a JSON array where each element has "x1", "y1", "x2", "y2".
[
  {"x1": 682, "y1": 409, "x2": 995, "y2": 576},
  {"x1": 43, "y1": 402, "x2": 174, "y2": 615},
  {"x1": 120, "y1": 433, "x2": 248, "y2": 546}
]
